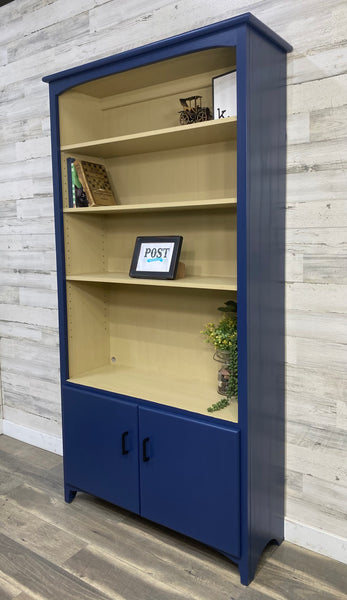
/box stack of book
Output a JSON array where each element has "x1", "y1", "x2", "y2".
[{"x1": 67, "y1": 158, "x2": 116, "y2": 207}]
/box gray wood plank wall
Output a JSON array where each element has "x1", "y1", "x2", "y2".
[{"x1": 0, "y1": 0, "x2": 346, "y2": 562}]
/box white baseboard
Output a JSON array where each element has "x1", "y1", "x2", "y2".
[
  {"x1": 285, "y1": 518, "x2": 347, "y2": 565},
  {"x1": 0, "y1": 418, "x2": 3, "y2": 434},
  {"x1": 2, "y1": 419, "x2": 63, "y2": 455}
]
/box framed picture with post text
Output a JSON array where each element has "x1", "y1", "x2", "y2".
[{"x1": 129, "y1": 235, "x2": 183, "y2": 280}]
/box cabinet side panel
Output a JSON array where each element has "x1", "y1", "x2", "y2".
[
  {"x1": 59, "y1": 92, "x2": 102, "y2": 146},
  {"x1": 243, "y1": 32, "x2": 287, "y2": 577},
  {"x1": 66, "y1": 282, "x2": 109, "y2": 377}
]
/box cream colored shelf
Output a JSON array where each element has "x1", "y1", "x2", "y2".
[
  {"x1": 68, "y1": 363, "x2": 238, "y2": 424},
  {"x1": 63, "y1": 197, "x2": 237, "y2": 214},
  {"x1": 61, "y1": 117, "x2": 237, "y2": 158},
  {"x1": 66, "y1": 272, "x2": 237, "y2": 291}
]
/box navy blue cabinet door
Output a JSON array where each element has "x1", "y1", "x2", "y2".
[
  {"x1": 62, "y1": 386, "x2": 139, "y2": 513},
  {"x1": 139, "y1": 407, "x2": 240, "y2": 557}
]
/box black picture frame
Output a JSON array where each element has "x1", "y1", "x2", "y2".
[{"x1": 129, "y1": 236, "x2": 183, "y2": 279}]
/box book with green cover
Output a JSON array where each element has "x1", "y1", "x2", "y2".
[{"x1": 67, "y1": 158, "x2": 88, "y2": 207}]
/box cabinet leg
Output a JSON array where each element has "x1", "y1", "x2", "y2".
[
  {"x1": 64, "y1": 485, "x2": 77, "y2": 503},
  {"x1": 238, "y1": 557, "x2": 256, "y2": 586},
  {"x1": 238, "y1": 538, "x2": 283, "y2": 585}
]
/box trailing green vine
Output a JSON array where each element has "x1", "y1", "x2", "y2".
[{"x1": 207, "y1": 397, "x2": 229, "y2": 413}]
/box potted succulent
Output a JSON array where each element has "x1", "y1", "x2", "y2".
[{"x1": 201, "y1": 300, "x2": 238, "y2": 412}]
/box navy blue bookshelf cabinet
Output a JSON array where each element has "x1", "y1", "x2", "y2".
[{"x1": 44, "y1": 13, "x2": 291, "y2": 585}]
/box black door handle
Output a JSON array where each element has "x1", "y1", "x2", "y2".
[
  {"x1": 122, "y1": 431, "x2": 129, "y2": 455},
  {"x1": 143, "y1": 437, "x2": 150, "y2": 462}
]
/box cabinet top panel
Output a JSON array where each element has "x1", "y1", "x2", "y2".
[
  {"x1": 72, "y1": 48, "x2": 235, "y2": 100},
  {"x1": 43, "y1": 13, "x2": 291, "y2": 89}
]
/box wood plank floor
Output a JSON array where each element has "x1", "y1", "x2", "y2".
[{"x1": 0, "y1": 435, "x2": 345, "y2": 600}]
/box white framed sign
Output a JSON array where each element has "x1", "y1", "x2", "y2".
[
  {"x1": 129, "y1": 236, "x2": 183, "y2": 280},
  {"x1": 212, "y1": 70, "x2": 237, "y2": 119}
]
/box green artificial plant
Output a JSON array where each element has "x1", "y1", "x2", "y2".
[{"x1": 201, "y1": 300, "x2": 238, "y2": 412}]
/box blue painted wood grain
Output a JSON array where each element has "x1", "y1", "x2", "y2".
[
  {"x1": 62, "y1": 385, "x2": 140, "y2": 514},
  {"x1": 139, "y1": 406, "x2": 241, "y2": 558}
]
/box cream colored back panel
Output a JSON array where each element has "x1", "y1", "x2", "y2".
[
  {"x1": 107, "y1": 140, "x2": 236, "y2": 204},
  {"x1": 100, "y1": 83, "x2": 210, "y2": 138},
  {"x1": 66, "y1": 281, "x2": 237, "y2": 422},
  {"x1": 59, "y1": 47, "x2": 236, "y2": 143},
  {"x1": 104, "y1": 208, "x2": 237, "y2": 278},
  {"x1": 101, "y1": 80, "x2": 217, "y2": 138},
  {"x1": 108, "y1": 285, "x2": 232, "y2": 379},
  {"x1": 64, "y1": 208, "x2": 236, "y2": 279}
]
